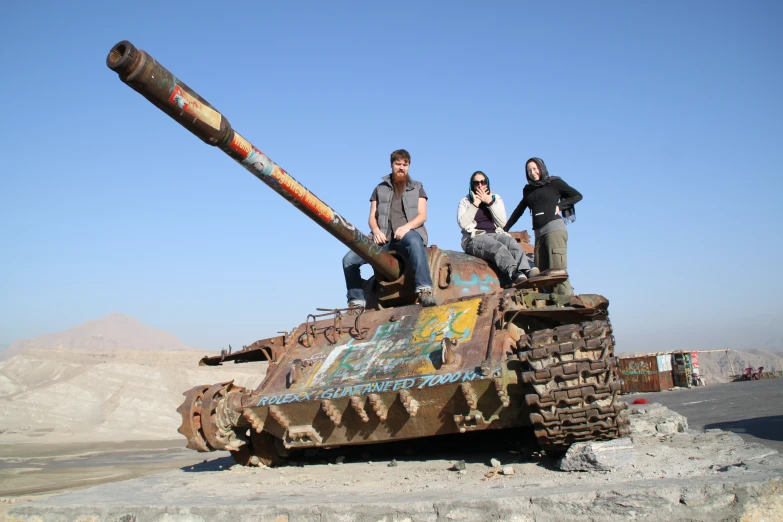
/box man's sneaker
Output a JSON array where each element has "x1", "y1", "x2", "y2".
[
  {"x1": 527, "y1": 267, "x2": 541, "y2": 278},
  {"x1": 511, "y1": 272, "x2": 528, "y2": 288},
  {"x1": 348, "y1": 299, "x2": 366, "y2": 309},
  {"x1": 418, "y1": 289, "x2": 437, "y2": 307}
]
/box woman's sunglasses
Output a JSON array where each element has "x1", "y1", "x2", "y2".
[{"x1": 472, "y1": 179, "x2": 488, "y2": 186}]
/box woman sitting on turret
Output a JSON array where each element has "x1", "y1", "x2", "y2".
[{"x1": 457, "y1": 170, "x2": 539, "y2": 288}]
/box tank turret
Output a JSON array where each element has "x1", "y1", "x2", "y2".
[{"x1": 107, "y1": 41, "x2": 628, "y2": 465}]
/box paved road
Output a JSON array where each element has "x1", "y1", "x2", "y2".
[{"x1": 630, "y1": 378, "x2": 783, "y2": 454}]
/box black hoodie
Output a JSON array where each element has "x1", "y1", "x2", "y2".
[{"x1": 503, "y1": 157, "x2": 582, "y2": 232}]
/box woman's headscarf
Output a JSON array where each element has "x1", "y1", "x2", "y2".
[
  {"x1": 525, "y1": 157, "x2": 576, "y2": 223},
  {"x1": 525, "y1": 157, "x2": 560, "y2": 187}
]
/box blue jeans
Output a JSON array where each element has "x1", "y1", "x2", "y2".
[{"x1": 343, "y1": 231, "x2": 433, "y2": 302}]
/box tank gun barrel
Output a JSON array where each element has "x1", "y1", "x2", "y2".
[{"x1": 105, "y1": 40, "x2": 401, "y2": 282}]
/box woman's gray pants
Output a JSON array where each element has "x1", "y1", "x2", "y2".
[{"x1": 462, "y1": 233, "x2": 531, "y2": 284}]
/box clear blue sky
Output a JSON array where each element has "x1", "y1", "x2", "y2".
[{"x1": 1, "y1": 1, "x2": 781, "y2": 353}]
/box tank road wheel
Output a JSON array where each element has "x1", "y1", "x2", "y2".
[
  {"x1": 230, "y1": 431, "x2": 288, "y2": 467},
  {"x1": 520, "y1": 319, "x2": 630, "y2": 456},
  {"x1": 176, "y1": 385, "x2": 212, "y2": 452}
]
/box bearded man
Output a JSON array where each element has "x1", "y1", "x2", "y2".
[{"x1": 342, "y1": 149, "x2": 436, "y2": 308}]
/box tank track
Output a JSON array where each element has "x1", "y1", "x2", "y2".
[
  {"x1": 229, "y1": 431, "x2": 287, "y2": 467},
  {"x1": 519, "y1": 319, "x2": 630, "y2": 455}
]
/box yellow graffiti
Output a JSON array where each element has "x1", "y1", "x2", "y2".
[{"x1": 410, "y1": 298, "x2": 480, "y2": 345}]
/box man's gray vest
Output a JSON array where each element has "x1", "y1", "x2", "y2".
[{"x1": 373, "y1": 175, "x2": 428, "y2": 245}]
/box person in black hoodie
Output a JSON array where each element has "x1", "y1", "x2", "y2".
[{"x1": 504, "y1": 157, "x2": 582, "y2": 296}]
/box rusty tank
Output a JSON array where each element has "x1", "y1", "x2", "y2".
[{"x1": 106, "y1": 40, "x2": 629, "y2": 466}]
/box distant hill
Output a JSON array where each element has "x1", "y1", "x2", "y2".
[
  {"x1": 0, "y1": 312, "x2": 266, "y2": 444},
  {"x1": 0, "y1": 348, "x2": 265, "y2": 444},
  {"x1": 618, "y1": 349, "x2": 783, "y2": 384},
  {"x1": 697, "y1": 349, "x2": 783, "y2": 383},
  {"x1": 0, "y1": 313, "x2": 200, "y2": 362}
]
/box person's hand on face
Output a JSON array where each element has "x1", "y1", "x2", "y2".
[
  {"x1": 472, "y1": 177, "x2": 492, "y2": 205},
  {"x1": 482, "y1": 186, "x2": 494, "y2": 204},
  {"x1": 475, "y1": 185, "x2": 492, "y2": 204}
]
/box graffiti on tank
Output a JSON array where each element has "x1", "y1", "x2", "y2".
[
  {"x1": 409, "y1": 304, "x2": 475, "y2": 345},
  {"x1": 327, "y1": 321, "x2": 407, "y2": 384},
  {"x1": 255, "y1": 368, "x2": 483, "y2": 407},
  {"x1": 453, "y1": 273, "x2": 499, "y2": 294},
  {"x1": 302, "y1": 299, "x2": 481, "y2": 389},
  {"x1": 300, "y1": 353, "x2": 328, "y2": 365},
  {"x1": 332, "y1": 213, "x2": 356, "y2": 231},
  {"x1": 348, "y1": 226, "x2": 382, "y2": 256}
]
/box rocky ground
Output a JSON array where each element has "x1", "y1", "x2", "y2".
[{"x1": 4, "y1": 404, "x2": 782, "y2": 521}]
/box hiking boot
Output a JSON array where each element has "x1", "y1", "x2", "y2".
[
  {"x1": 418, "y1": 289, "x2": 437, "y2": 307},
  {"x1": 348, "y1": 299, "x2": 366, "y2": 309}
]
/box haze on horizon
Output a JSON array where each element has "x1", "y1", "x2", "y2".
[{"x1": 1, "y1": 1, "x2": 781, "y2": 354}]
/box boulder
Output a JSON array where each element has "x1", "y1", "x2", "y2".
[{"x1": 558, "y1": 438, "x2": 636, "y2": 471}]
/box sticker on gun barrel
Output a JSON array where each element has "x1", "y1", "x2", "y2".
[
  {"x1": 168, "y1": 85, "x2": 222, "y2": 131},
  {"x1": 229, "y1": 132, "x2": 252, "y2": 158},
  {"x1": 242, "y1": 147, "x2": 275, "y2": 176},
  {"x1": 269, "y1": 167, "x2": 334, "y2": 222}
]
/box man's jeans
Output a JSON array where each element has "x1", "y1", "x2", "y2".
[
  {"x1": 462, "y1": 232, "x2": 532, "y2": 283},
  {"x1": 343, "y1": 231, "x2": 433, "y2": 302}
]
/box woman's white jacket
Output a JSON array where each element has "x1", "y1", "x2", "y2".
[{"x1": 457, "y1": 194, "x2": 511, "y2": 247}]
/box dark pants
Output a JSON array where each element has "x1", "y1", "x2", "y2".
[
  {"x1": 343, "y1": 231, "x2": 433, "y2": 302},
  {"x1": 534, "y1": 229, "x2": 573, "y2": 296}
]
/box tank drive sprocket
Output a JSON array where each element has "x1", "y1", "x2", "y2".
[
  {"x1": 177, "y1": 381, "x2": 249, "y2": 453},
  {"x1": 176, "y1": 384, "x2": 212, "y2": 452},
  {"x1": 520, "y1": 319, "x2": 630, "y2": 455}
]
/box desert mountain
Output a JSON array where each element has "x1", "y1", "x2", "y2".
[
  {"x1": 695, "y1": 349, "x2": 783, "y2": 383},
  {"x1": 0, "y1": 313, "x2": 267, "y2": 443},
  {"x1": 0, "y1": 313, "x2": 270, "y2": 444},
  {"x1": 1, "y1": 312, "x2": 200, "y2": 362},
  {"x1": 0, "y1": 348, "x2": 265, "y2": 444}
]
